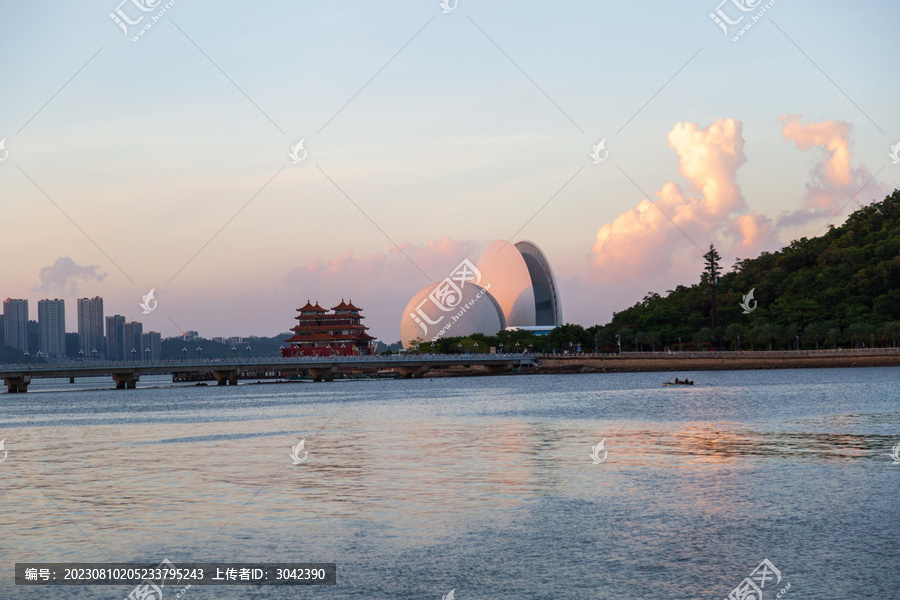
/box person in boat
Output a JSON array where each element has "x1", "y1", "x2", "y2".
[{"x1": 674, "y1": 377, "x2": 680, "y2": 384}]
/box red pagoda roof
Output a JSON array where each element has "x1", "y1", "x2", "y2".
[
  {"x1": 297, "y1": 300, "x2": 317, "y2": 311},
  {"x1": 331, "y1": 299, "x2": 350, "y2": 310},
  {"x1": 346, "y1": 299, "x2": 361, "y2": 311}
]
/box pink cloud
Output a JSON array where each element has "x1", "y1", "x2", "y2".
[
  {"x1": 777, "y1": 114, "x2": 888, "y2": 226},
  {"x1": 591, "y1": 118, "x2": 773, "y2": 282}
]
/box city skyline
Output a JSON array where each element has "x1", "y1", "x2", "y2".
[
  {"x1": 1, "y1": 2, "x2": 898, "y2": 343},
  {"x1": 2, "y1": 295, "x2": 166, "y2": 360}
]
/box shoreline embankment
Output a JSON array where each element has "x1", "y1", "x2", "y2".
[{"x1": 532, "y1": 349, "x2": 900, "y2": 374}]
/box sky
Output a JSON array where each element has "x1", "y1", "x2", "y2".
[{"x1": 1, "y1": 0, "x2": 899, "y2": 343}]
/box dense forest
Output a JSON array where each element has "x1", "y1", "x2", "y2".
[{"x1": 407, "y1": 190, "x2": 900, "y2": 354}]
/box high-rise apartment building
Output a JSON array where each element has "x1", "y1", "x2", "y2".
[
  {"x1": 141, "y1": 331, "x2": 162, "y2": 361},
  {"x1": 123, "y1": 321, "x2": 143, "y2": 360},
  {"x1": 3, "y1": 298, "x2": 29, "y2": 353},
  {"x1": 38, "y1": 299, "x2": 66, "y2": 358},
  {"x1": 106, "y1": 315, "x2": 126, "y2": 361},
  {"x1": 77, "y1": 297, "x2": 104, "y2": 358}
]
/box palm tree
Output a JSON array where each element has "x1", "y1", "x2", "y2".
[
  {"x1": 724, "y1": 323, "x2": 744, "y2": 351},
  {"x1": 757, "y1": 323, "x2": 782, "y2": 351},
  {"x1": 825, "y1": 327, "x2": 841, "y2": 349},
  {"x1": 880, "y1": 321, "x2": 900, "y2": 348},
  {"x1": 693, "y1": 327, "x2": 715, "y2": 349},
  {"x1": 635, "y1": 331, "x2": 647, "y2": 352},
  {"x1": 845, "y1": 323, "x2": 872, "y2": 348},
  {"x1": 645, "y1": 331, "x2": 661, "y2": 352},
  {"x1": 804, "y1": 322, "x2": 826, "y2": 350},
  {"x1": 618, "y1": 327, "x2": 635, "y2": 351}
]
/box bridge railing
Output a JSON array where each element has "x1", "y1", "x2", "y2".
[{"x1": 0, "y1": 353, "x2": 536, "y2": 373}]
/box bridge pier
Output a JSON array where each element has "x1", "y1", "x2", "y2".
[
  {"x1": 213, "y1": 370, "x2": 239, "y2": 386},
  {"x1": 4, "y1": 375, "x2": 31, "y2": 393},
  {"x1": 397, "y1": 365, "x2": 428, "y2": 378},
  {"x1": 477, "y1": 362, "x2": 512, "y2": 374},
  {"x1": 112, "y1": 373, "x2": 139, "y2": 390},
  {"x1": 308, "y1": 367, "x2": 336, "y2": 382}
]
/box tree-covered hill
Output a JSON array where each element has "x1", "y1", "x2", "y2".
[{"x1": 607, "y1": 190, "x2": 900, "y2": 350}]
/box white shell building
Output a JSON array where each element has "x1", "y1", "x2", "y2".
[{"x1": 400, "y1": 240, "x2": 561, "y2": 348}]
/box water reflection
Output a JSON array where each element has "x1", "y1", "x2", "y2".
[{"x1": 1, "y1": 368, "x2": 898, "y2": 599}]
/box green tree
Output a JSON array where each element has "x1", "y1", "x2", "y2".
[
  {"x1": 880, "y1": 321, "x2": 900, "y2": 348},
  {"x1": 756, "y1": 323, "x2": 782, "y2": 351},
  {"x1": 703, "y1": 244, "x2": 722, "y2": 330},
  {"x1": 804, "y1": 322, "x2": 827, "y2": 350},
  {"x1": 845, "y1": 323, "x2": 872, "y2": 348},
  {"x1": 724, "y1": 323, "x2": 745, "y2": 350}
]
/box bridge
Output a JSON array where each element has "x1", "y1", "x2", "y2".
[{"x1": 0, "y1": 354, "x2": 537, "y2": 392}]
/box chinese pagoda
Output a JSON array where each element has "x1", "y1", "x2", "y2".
[{"x1": 281, "y1": 299, "x2": 376, "y2": 357}]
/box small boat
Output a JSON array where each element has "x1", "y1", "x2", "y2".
[{"x1": 663, "y1": 379, "x2": 693, "y2": 386}]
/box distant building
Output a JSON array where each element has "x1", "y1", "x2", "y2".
[
  {"x1": 3, "y1": 298, "x2": 29, "y2": 353},
  {"x1": 124, "y1": 321, "x2": 143, "y2": 360},
  {"x1": 182, "y1": 330, "x2": 200, "y2": 341},
  {"x1": 106, "y1": 315, "x2": 126, "y2": 361},
  {"x1": 77, "y1": 297, "x2": 104, "y2": 358},
  {"x1": 228, "y1": 336, "x2": 243, "y2": 346},
  {"x1": 27, "y1": 320, "x2": 40, "y2": 358},
  {"x1": 141, "y1": 331, "x2": 161, "y2": 361},
  {"x1": 211, "y1": 336, "x2": 225, "y2": 345},
  {"x1": 38, "y1": 299, "x2": 67, "y2": 357},
  {"x1": 282, "y1": 300, "x2": 375, "y2": 357}
]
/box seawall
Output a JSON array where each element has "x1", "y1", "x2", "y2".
[{"x1": 535, "y1": 350, "x2": 900, "y2": 373}]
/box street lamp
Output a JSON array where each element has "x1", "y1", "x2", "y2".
[
  {"x1": 92, "y1": 349, "x2": 97, "y2": 360},
  {"x1": 182, "y1": 347, "x2": 187, "y2": 360},
  {"x1": 145, "y1": 347, "x2": 150, "y2": 361},
  {"x1": 24, "y1": 351, "x2": 29, "y2": 364},
  {"x1": 499, "y1": 343, "x2": 504, "y2": 354},
  {"x1": 196, "y1": 346, "x2": 202, "y2": 359},
  {"x1": 616, "y1": 334, "x2": 621, "y2": 355},
  {"x1": 515, "y1": 342, "x2": 520, "y2": 353},
  {"x1": 458, "y1": 343, "x2": 462, "y2": 354},
  {"x1": 796, "y1": 335, "x2": 800, "y2": 351},
  {"x1": 736, "y1": 334, "x2": 740, "y2": 351},
  {"x1": 678, "y1": 336, "x2": 682, "y2": 352},
  {"x1": 246, "y1": 345, "x2": 251, "y2": 357},
  {"x1": 231, "y1": 346, "x2": 237, "y2": 358},
  {"x1": 79, "y1": 349, "x2": 84, "y2": 360},
  {"x1": 131, "y1": 348, "x2": 136, "y2": 361}
]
